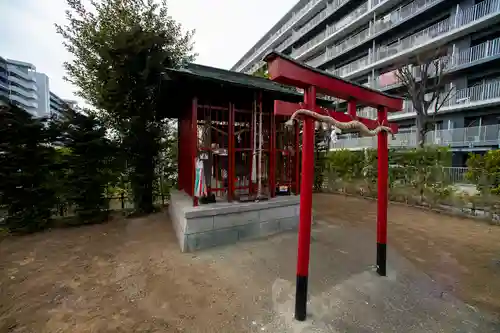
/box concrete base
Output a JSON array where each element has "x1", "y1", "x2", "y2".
[{"x1": 169, "y1": 190, "x2": 301, "y2": 252}]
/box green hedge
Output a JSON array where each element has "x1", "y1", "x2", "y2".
[{"x1": 319, "y1": 147, "x2": 499, "y2": 223}]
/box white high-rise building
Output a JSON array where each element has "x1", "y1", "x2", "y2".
[
  {"x1": 0, "y1": 56, "x2": 72, "y2": 118},
  {"x1": 0, "y1": 57, "x2": 39, "y2": 115},
  {"x1": 233, "y1": 0, "x2": 500, "y2": 166}
]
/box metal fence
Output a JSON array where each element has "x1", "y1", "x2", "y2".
[
  {"x1": 321, "y1": 166, "x2": 474, "y2": 186},
  {"x1": 441, "y1": 167, "x2": 470, "y2": 184},
  {"x1": 331, "y1": 124, "x2": 500, "y2": 150}
]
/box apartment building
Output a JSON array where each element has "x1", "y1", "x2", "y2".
[
  {"x1": 0, "y1": 56, "x2": 72, "y2": 118},
  {"x1": 49, "y1": 92, "x2": 77, "y2": 116},
  {"x1": 0, "y1": 57, "x2": 40, "y2": 115},
  {"x1": 233, "y1": 0, "x2": 500, "y2": 166}
]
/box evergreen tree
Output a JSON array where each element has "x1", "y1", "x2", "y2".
[
  {"x1": 58, "y1": 107, "x2": 119, "y2": 223},
  {"x1": 0, "y1": 101, "x2": 57, "y2": 233},
  {"x1": 56, "y1": 0, "x2": 195, "y2": 214}
]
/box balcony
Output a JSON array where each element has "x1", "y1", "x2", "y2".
[
  {"x1": 344, "y1": 79, "x2": 500, "y2": 124},
  {"x1": 321, "y1": 0, "x2": 440, "y2": 68},
  {"x1": 7, "y1": 75, "x2": 37, "y2": 92},
  {"x1": 452, "y1": 37, "x2": 500, "y2": 67},
  {"x1": 9, "y1": 84, "x2": 37, "y2": 100},
  {"x1": 375, "y1": 19, "x2": 452, "y2": 62},
  {"x1": 292, "y1": 1, "x2": 369, "y2": 59},
  {"x1": 306, "y1": 53, "x2": 327, "y2": 67},
  {"x1": 333, "y1": 0, "x2": 500, "y2": 79},
  {"x1": 375, "y1": 37, "x2": 500, "y2": 90},
  {"x1": 279, "y1": 0, "x2": 351, "y2": 52},
  {"x1": 391, "y1": 79, "x2": 500, "y2": 120},
  {"x1": 431, "y1": 124, "x2": 500, "y2": 147},
  {"x1": 331, "y1": 124, "x2": 500, "y2": 150},
  {"x1": 9, "y1": 94, "x2": 37, "y2": 109},
  {"x1": 334, "y1": 55, "x2": 370, "y2": 77},
  {"x1": 7, "y1": 66, "x2": 36, "y2": 82},
  {"x1": 236, "y1": 0, "x2": 324, "y2": 72}
]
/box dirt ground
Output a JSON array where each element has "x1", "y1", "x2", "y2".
[
  {"x1": 0, "y1": 194, "x2": 499, "y2": 332},
  {"x1": 0, "y1": 213, "x2": 273, "y2": 333},
  {"x1": 313, "y1": 193, "x2": 500, "y2": 317}
]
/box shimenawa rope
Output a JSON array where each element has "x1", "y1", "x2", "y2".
[{"x1": 285, "y1": 109, "x2": 395, "y2": 138}]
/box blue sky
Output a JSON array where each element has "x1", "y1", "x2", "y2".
[{"x1": 0, "y1": 0, "x2": 296, "y2": 104}]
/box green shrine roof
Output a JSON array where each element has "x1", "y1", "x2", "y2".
[{"x1": 165, "y1": 63, "x2": 336, "y2": 107}]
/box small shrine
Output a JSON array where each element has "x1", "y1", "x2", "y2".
[{"x1": 165, "y1": 53, "x2": 402, "y2": 254}]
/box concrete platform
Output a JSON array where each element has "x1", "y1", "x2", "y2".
[{"x1": 168, "y1": 190, "x2": 301, "y2": 252}]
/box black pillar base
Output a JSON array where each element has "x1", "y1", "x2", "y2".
[
  {"x1": 376, "y1": 242, "x2": 387, "y2": 276},
  {"x1": 294, "y1": 275, "x2": 308, "y2": 321}
]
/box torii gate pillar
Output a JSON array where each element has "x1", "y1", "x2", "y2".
[
  {"x1": 295, "y1": 86, "x2": 316, "y2": 320},
  {"x1": 265, "y1": 52, "x2": 403, "y2": 322}
]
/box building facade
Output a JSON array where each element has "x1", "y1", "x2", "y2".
[
  {"x1": 49, "y1": 92, "x2": 76, "y2": 116},
  {"x1": 0, "y1": 57, "x2": 39, "y2": 115},
  {"x1": 233, "y1": 0, "x2": 500, "y2": 166},
  {"x1": 0, "y1": 56, "x2": 73, "y2": 118},
  {"x1": 35, "y1": 72, "x2": 50, "y2": 117}
]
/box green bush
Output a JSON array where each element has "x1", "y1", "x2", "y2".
[
  {"x1": 321, "y1": 147, "x2": 454, "y2": 206},
  {"x1": 466, "y1": 150, "x2": 500, "y2": 195}
]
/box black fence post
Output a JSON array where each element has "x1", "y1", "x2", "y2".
[{"x1": 120, "y1": 192, "x2": 125, "y2": 210}]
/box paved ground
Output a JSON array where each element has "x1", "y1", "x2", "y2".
[
  {"x1": 313, "y1": 194, "x2": 500, "y2": 317},
  {"x1": 0, "y1": 194, "x2": 499, "y2": 332}
]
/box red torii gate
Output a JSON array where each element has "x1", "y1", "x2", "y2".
[{"x1": 264, "y1": 52, "x2": 403, "y2": 321}]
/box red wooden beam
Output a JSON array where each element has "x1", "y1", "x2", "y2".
[
  {"x1": 274, "y1": 100, "x2": 399, "y2": 134},
  {"x1": 265, "y1": 52, "x2": 403, "y2": 113}
]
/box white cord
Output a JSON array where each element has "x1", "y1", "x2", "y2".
[{"x1": 285, "y1": 109, "x2": 395, "y2": 138}]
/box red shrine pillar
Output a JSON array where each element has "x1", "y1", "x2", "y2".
[
  {"x1": 270, "y1": 104, "x2": 276, "y2": 198},
  {"x1": 228, "y1": 102, "x2": 235, "y2": 202},
  {"x1": 347, "y1": 99, "x2": 357, "y2": 118},
  {"x1": 177, "y1": 119, "x2": 182, "y2": 191},
  {"x1": 191, "y1": 97, "x2": 198, "y2": 207},
  {"x1": 295, "y1": 85, "x2": 316, "y2": 321},
  {"x1": 376, "y1": 106, "x2": 389, "y2": 276}
]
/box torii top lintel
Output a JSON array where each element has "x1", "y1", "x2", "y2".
[{"x1": 264, "y1": 52, "x2": 403, "y2": 113}]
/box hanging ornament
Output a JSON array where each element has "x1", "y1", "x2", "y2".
[
  {"x1": 315, "y1": 121, "x2": 321, "y2": 130},
  {"x1": 330, "y1": 126, "x2": 341, "y2": 143}
]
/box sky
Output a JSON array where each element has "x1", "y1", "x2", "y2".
[{"x1": 0, "y1": 0, "x2": 297, "y2": 104}]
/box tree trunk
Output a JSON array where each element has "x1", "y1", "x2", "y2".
[{"x1": 416, "y1": 115, "x2": 426, "y2": 148}]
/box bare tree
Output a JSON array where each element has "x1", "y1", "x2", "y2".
[{"x1": 396, "y1": 48, "x2": 455, "y2": 147}]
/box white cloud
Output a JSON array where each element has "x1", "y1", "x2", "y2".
[{"x1": 0, "y1": 0, "x2": 296, "y2": 104}]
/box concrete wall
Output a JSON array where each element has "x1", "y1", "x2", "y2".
[
  {"x1": 35, "y1": 72, "x2": 50, "y2": 117},
  {"x1": 169, "y1": 190, "x2": 302, "y2": 252}
]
